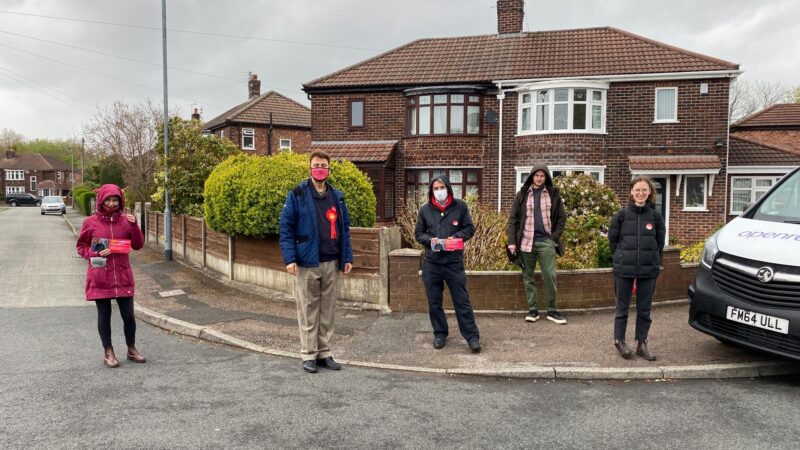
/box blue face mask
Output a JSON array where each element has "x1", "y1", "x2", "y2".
[{"x1": 433, "y1": 188, "x2": 448, "y2": 203}]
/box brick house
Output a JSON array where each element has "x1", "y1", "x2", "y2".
[
  {"x1": 727, "y1": 103, "x2": 800, "y2": 220},
  {"x1": 203, "y1": 74, "x2": 311, "y2": 155},
  {"x1": 303, "y1": 0, "x2": 743, "y2": 243},
  {"x1": 1, "y1": 150, "x2": 74, "y2": 198}
]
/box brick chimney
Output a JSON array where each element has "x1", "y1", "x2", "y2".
[
  {"x1": 191, "y1": 108, "x2": 201, "y2": 121},
  {"x1": 4, "y1": 150, "x2": 15, "y2": 160},
  {"x1": 248, "y1": 73, "x2": 261, "y2": 99},
  {"x1": 497, "y1": 0, "x2": 524, "y2": 35}
]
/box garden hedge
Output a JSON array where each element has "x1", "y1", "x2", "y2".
[{"x1": 204, "y1": 153, "x2": 376, "y2": 237}]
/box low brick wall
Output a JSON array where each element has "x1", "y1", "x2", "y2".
[{"x1": 389, "y1": 248, "x2": 696, "y2": 312}]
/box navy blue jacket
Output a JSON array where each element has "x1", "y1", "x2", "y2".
[{"x1": 279, "y1": 179, "x2": 353, "y2": 270}]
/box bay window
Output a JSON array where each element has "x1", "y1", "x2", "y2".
[
  {"x1": 406, "y1": 94, "x2": 481, "y2": 136},
  {"x1": 518, "y1": 82, "x2": 607, "y2": 134}
]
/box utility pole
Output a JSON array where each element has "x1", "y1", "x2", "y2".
[
  {"x1": 81, "y1": 137, "x2": 85, "y2": 182},
  {"x1": 161, "y1": 0, "x2": 173, "y2": 261},
  {"x1": 70, "y1": 143, "x2": 75, "y2": 207}
]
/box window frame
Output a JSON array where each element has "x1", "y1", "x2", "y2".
[
  {"x1": 406, "y1": 94, "x2": 482, "y2": 136},
  {"x1": 405, "y1": 168, "x2": 482, "y2": 204},
  {"x1": 654, "y1": 87, "x2": 679, "y2": 123},
  {"x1": 349, "y1": 98, "x2": 365, "y2": 129},
  {"x1": 730, "y1": 175, "x2": 783, "y2": 214},
  {"x1": 5, "y1": 186, "x2": 24, "y2": 194},
  {"x1": 279, "y1": 138, "x2": 292, "y2": 152},
  {"x1": 241, "y1": 128, "x2": 255, "y2": 150},
  {"x1": 30, "y1": 175, "x2": 37, "y2": 191},
  {"x1": 514, "y1": 165, "x2": 605, "y2": 192},
  {"x1": 517, "y1": 81, "x2": 608, "y2": 135},
  {"x1": 683, "y1": 175, "x2": 707, "y2": 211},
  {"x1": 5, "y1": 169, "x2": 24, "y2": 181}
]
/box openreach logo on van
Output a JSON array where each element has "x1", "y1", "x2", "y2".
[{"x1": 738, "y1": 230, "x2": 800, "y2": 241}]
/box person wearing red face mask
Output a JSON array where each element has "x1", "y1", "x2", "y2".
[
  {"x1": 76, "y1": 184, "x2": 145, "y2": 368},
  {"x1": 279, "y1": 151, "x2": 353, "y2": 374}
]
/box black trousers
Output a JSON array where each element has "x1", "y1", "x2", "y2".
[
  {"x1": 422, "y1": 261, "x2": 479, "y2": 341},
  {"x1": 614, "y1": 277, "x2": 657, "y2": 342},
  {"x1": 95, "y1": 297, "x2": 136, "y2": 348}
]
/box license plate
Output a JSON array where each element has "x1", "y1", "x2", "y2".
[{"x1": 726, "y1": 306, "x2": 789, "y2": 334}]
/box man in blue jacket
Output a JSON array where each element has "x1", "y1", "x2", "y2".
[{"x1": 279, "y1": 151, "x2": 353, "y2": 373}]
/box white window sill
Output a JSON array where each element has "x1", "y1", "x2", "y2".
[
  {"x1": 653, "y1": 120, "x2": 679, "y2": 124},
  {"x1": 242, "y1": 147, "x2": 255, "y2": 151},
  {"x1": 683, "y1": 208, "x2": 708, "y2": 212},
  {"x1": 516, "y1": 130, "x2": 607, "y2": 137}
]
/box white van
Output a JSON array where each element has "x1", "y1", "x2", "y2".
[{"x1": 689, "y1": 167, "x2": 800, "y2": 361}]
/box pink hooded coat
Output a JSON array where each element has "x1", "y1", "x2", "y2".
[{"x1": 76, "y1": 184, "x2": 144, "y2": 301}]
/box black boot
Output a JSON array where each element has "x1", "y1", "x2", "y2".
[
  {"x1": 614, "y1": 340, "x2": 633, "y2": 359},
  {"x1": 636, "y1": 341, "x2": 657, "y2": 361}
]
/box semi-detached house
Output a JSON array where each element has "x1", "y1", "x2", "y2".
[{"x1": 303, "y1": 0, "x2": 742, "y2": 243}]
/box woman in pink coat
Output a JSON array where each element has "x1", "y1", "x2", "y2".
[{"x1": 76, "y1": 184, "x2": 145, "y2": 368}]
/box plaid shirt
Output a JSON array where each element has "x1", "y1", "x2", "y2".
[{"x1": 520, "y1": 186, "x2": 552, "y2": 252}]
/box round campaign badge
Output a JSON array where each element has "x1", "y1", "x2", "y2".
[
  {"x1": 452, "y1": 220, "x2": 459, "y2": 226},
  {"x1": 646, "y1": 223, "x2": 653, "y2": 230}
]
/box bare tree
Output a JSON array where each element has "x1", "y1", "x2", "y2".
[
  {"x1": 0, "y1": 128, "x2": 24, "y2": 151},
  {"x1": 787, "y1": 85, "x2": 800, "y2": 104},
  {"x1": 82, "y1": 99, "x2": 162, "y2": 202},
  {"x1": 730, "y1": 79, "x2": 790, "y2": 123}
]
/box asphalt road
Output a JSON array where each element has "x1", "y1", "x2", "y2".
[{"x1": 1, "y1": 207, "x2": 799, "y2": 449}]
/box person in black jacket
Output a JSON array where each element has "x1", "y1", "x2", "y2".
[
  {"x1": 506, "y1": 164, "x2": 567, "y2": 324},
  {"x1": 608, "y1": 176, "x2": 666, "y2": 361},
  {"x1": 414, "y1": 175, "x2": 481, "y2": 353}
]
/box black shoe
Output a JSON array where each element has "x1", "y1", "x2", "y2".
[
  {"x1": 468, "y1": 338, "x2": 481, "y2": 353},
  {"x1": 433, "y1": 337, "x2": 446, "y2": 349},
  {"x1": 525, "y1": 310, "x2": 540, "y2": 322},
  {"x1": 547, "y1": 311, "x2": 567, "y2": 324},
  {"x1": 614, "y1": 340, "x2": 634, "y2": 359},
  {"x1": 302, "y1": 360, "x2": 318, "y2": 373},
  {"x1": 316, "y1": 356, "x2": 341, "y2": 370},
  {"x1": 636, "y1": 341, "x2": 657, "y2": 361}
]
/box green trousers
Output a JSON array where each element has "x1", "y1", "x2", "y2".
[{"x1": 520, "y1": 240, "x2": 558, "y2": 312}]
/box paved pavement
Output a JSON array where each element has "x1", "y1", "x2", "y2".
[{"x1": 62, "y1": 209, "x2": 800, "y2": 379}]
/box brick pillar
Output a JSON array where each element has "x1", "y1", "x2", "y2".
[{"x1": 389, "y1": 249, "x2": 427, "y2": 312}]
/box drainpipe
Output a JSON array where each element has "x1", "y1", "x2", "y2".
[
  {"x1": 496, "y1": 83, "x2": 506, "y2": 212},
  {"x1": 724, "y1": 76, "x2": 732, "y2": 223}
]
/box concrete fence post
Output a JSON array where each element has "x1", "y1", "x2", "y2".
[
  {"x1": 201, "y1": 219, "x2": 207, "y2": 268},
  {"x1": 181, "y1": 215, "x2": 186, "y2": 258},
  {"x1": 228, "y1": 235, "x2": 234, "y2": 280}
]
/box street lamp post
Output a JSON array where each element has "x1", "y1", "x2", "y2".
[{"x1": 161, "y1": 0, "x2": 173, "y2": 261}]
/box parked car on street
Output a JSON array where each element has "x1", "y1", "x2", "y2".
[
  {"x1": 40, "y1": 196, "x2": 66, "y2": 215},
  {"x1": 5, "y1": 193, "x2": 41, "y2": 207},
  {"x1": 689, "y1": 166, "x2": 800, "y2": 361}
]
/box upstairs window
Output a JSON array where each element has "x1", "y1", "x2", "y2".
[
  {"x1": 5, "y1": 169, "x2": 24, "y2": 181},
  {"x1": 518, "y1": 83, "x2": 607, "y2": 134},
  {"x1": 406, "y1": 94, "x2": 481, "y2": 136},
  {"x1": 241, "y1": 128, "x2": 255, "y2": 150},
  {"x1": 350, "y1": 99, "x2": 364, "y2": 128},
  {"x1": 655, "y1": 87, "x2": 678, "y2": 122}
]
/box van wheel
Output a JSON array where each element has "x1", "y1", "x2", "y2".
[{"x1": 41, "y1": 211, "x2": 45, "y2": 215}]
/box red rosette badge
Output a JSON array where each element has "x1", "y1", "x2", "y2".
[{"x1": 326, "y1": 206, "x2": 338, "y2": 239}]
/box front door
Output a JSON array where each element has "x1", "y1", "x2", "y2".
[{"x1": 651, "y1": 177, "x2": 668, "y2": 245}]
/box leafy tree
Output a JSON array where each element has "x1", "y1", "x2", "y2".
[
  {"x1": 85, "y1": 155, "x2": 126, "y2": 187},
  {"x1": 15, "y1": 138, "x2": 81, "y2": 164},
  {"x1": 151, "y1": 116, "x2": 240, "y2": 216},
  {"x1": 787, "y1": 85, "x2": 800, "y2": 104}
]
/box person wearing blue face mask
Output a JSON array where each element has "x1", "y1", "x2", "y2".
[{"x1": 414, "y1": 176, "x2": 480, "y2": 353}]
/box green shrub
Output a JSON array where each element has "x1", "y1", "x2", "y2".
[
  {"x1": 596, "y1": 237, "x2": 613, "y2": 268},
  {"x1": 79, "y1": 191, "x2": 97, "y2": 216},
  {"x1": 553, "y1": 174, "x2": 621, "y2": 269},
  {"x1": 204, "y1": 153, "x2": 376, "y2": 237}
]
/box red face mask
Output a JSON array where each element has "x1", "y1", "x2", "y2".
[{"x1": 311, "y1": 167, "x2": 329, "y2": 181}]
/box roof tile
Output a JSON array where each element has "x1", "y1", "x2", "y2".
[
  {"x1": 628, "y1": 155, "x2": 721, "y2": 171},
  {"x1": 732, "y1": 104, "x2": 800, "y2": 129},
  {"x1": 305, "y1": 141, "x2": 397, "y2": 163},
  {"x1": 204, "y1": 91, "x2": 311, "y2": 130}
]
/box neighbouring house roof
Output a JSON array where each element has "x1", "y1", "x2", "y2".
[
  {"x1": 0, "y1": 153, "x2": 71, "y2": 171},
  {"x1": 730, "y1": 130, "x2": 800, "y2": 155},
  {"x1": 729, "y1": 135, "x2": 800, "y2": 166},
  {"x1": 305, "y1": 141, "x2": 397, "y2": 163},
  {"x1": 304, "y1": 27, "x2": 738, "y2": 90},
  {"x1": 731, "y1": 103, "x2": 800, "y2": 129},
  {"x1": 628, "y1": 155, "x2": 722, "y2": 172},
  {"x1": 203, "y1": 91, "x2": 311, "y2": 131}
]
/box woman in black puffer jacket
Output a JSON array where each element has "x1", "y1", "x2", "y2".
[{"x1": 608, "y1": 176, "x2": 665, "y2": 361}]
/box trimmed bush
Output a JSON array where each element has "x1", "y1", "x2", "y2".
[
  {"x1": 204, "y1": 153, "x2": 376, "y2": 237},
  {"x1": 679, "y1": 241, "x2": 704, "y2": 264}
]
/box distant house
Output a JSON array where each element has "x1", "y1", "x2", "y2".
[
  {"x1": 727, "y1": 103, "x2": 800, "y2": 218},
  {"x1": 1, "y1": 150, "x2": 74, "y2": 198},
  {"x1": 303, "y1": 0, "x2": 743, "y2": 242},
  {"x1": 203, "y1": 74, "x2": 311, "y2": 155}
]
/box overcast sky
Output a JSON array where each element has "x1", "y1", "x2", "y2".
[{"x1": 1, "y1": 0, "x2": 798, "y2": 141}]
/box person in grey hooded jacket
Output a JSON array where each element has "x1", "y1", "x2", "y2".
[{"x1": 414, "y1": 175, "x2": 481, "y2": 352}]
